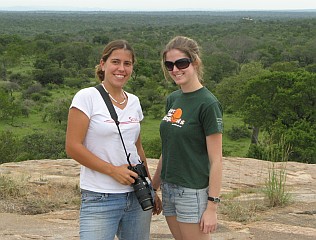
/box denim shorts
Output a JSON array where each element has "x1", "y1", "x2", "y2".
[
  {"x1": 79, "y1": 189, "x2": 152, "y2": 240},
  {"x1": 161, "y1": 182, "x2": 209, "y2": 224}
]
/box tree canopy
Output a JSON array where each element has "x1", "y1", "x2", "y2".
[{"x1": 0, "y1": 11, "x2": 315, "y2": 163}]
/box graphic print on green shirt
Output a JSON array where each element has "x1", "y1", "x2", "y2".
[{"x1": 160, "y1": 87, "x2": 223, "y2": 189}]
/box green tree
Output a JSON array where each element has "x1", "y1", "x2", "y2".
[
  {"x1": 64, "y1": 42, "x2": 92, "y2": 69},
  {"x1": 48, "y1": 46, "x2": 66, "y2": 68},
  {"x1": 34, "y1": 56, "x2": 56, "y2": 70},
  {"x1": 269, "y1": 61, "x2": 301, "y2": 72},
  {"x1": 0, "y1": 88, "x2": 22, "y2": 124},
  {"x1": 92, "y1": 35, "x2": 109, "y2": 45},
  {"x1": 42, "y1": 97, "x2": 72, "y2": 125},
  {"x1": 33, "y1": 67, "x2": 65, "y2": 85},
  {"x1": 34, "y1": 39, "x2": 54, "y2": 53},
  {"x1": 215, "y1": 62, "x2": 268, "y2": 113},
  {"x1": 203, "y1": 52, "x2": 239, "y2": 84},
  {"x1": 242, "y1": 71, "x2": 316, "y2": 162}
]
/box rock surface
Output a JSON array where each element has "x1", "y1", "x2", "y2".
[{"x1": 0, "y1": 157, "x2": 315, "y2": 239}]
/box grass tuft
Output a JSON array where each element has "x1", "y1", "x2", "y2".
[{"x1": 263, "y1": 136, "x2": 292, "y2": 207}]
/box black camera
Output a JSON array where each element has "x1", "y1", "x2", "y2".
[{"x1": 128, "y1": 163, "x2": 154, "y2": 211}]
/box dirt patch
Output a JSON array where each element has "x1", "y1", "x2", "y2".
[{"x1": 0, "y1": 157, "x2": 315, "y2": 239}]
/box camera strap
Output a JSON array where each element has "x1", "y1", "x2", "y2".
[{"x1": 95, "y1": 84, "x2": 132, "y2": 167}]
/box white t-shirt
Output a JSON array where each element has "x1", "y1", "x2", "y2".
[{"x1": 70, "y1": 86, "x2": 144, "y2": 193}]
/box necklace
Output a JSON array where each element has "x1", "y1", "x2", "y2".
[{"x1": 101, "y1": 83, "x2": 127, "y2": 105}]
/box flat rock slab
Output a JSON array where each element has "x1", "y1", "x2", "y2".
[{"x1": 1, "y1": 157, "x2": 315, "y2": 239}]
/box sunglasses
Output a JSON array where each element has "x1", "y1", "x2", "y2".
[{"x1": 164, "y1": 58, "x2": 192, "y2": 71}]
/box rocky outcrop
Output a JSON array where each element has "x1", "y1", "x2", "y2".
[{"x1": 0, "y1": 157, "x2": 315, "y2": 239}]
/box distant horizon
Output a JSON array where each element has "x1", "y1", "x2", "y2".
[
  {"x1": 1, "y1": 0, "x2": 316, "y2": 12},
  {"x1": 1, "y1": 7, "x2": 316, "y2": 12}
]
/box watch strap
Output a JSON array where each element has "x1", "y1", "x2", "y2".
[{"x1": 208, "y1": 196, "x2": 221, "y2": 203}]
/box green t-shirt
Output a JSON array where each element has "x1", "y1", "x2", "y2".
[{"x1": 160, "y1": 87, "x2": 223, "y2": 189}]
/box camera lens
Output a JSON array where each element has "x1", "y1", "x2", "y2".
[
  {"x1": 133, "y1": 177, "x2": 154, "y2": 211},
  {"x1": 128, "y1": 163, "x2": 154, "y2": 211}
]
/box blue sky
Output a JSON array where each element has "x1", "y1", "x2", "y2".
[{"x1": 1, "y1": 0, "x2": 316, "y2": 11}]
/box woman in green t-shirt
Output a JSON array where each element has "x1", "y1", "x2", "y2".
[{"x1": 152, "y1": 36, "x2": 223, "y2": 240}]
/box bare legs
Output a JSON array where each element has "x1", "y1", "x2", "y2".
[{"x1": 166, "y1": 216, "x2": 211, "y2": 240}]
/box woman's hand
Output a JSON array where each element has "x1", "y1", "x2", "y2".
[
  {"x1": 109, "y1": 164, "x2": 138, "y2": 185},
  {"x1": 199, "y1": 205, "x2": 218, "y2": 234},
  {"x1": 152, "y1": 193, "x2": 162, "y2": 215}
]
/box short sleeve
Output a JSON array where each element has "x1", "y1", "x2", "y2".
[
  {"x1": 70, "y1": 88, "x2": 95, "y2": 119},
  {"x1": 201, "y1": 102, "x2": 223, "y2": 136}
]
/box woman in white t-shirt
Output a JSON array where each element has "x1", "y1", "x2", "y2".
[{"x1": 66, "y1": 39, "x2": 161, "y2": 240}]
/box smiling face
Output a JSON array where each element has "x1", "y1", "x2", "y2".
[
  {"x1": 165, "y1": 49, "x2": 199, "y2": 89},
  {"x1": 101, "y1": 49, "x2": 133, "y2": 89}
]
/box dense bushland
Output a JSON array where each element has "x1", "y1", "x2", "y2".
[{"x1": 0, "y1": 11, "x2": 315, "y2": 163}]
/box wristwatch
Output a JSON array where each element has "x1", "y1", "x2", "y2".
[{"x1": 208, "y1": 196, "x2": 221, "y2": 203}]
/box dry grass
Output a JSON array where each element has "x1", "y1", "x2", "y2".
[
  {"x1": 0, "y1": 156, "x2": 290, "y2": 221},
  {"x1": 0, "y1": 174, "x2": 80, "y2": 215},
  {"x1": 220, "y1": 187, "x2": 269, "y2": 223}
]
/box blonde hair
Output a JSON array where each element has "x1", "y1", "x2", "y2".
[
  {"x1": 161, "y1": 36, "x2": 204, "y2": 82},
  {"x1": 95, "y1": 39, "x2": 136, "y2": 82}
]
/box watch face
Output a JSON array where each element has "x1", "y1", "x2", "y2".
[{"x1": 208, "y1": 196, "x2": 221, "y2": 203}]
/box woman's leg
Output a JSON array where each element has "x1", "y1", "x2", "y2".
[
  {"x1": 165, "y1": 216, "x2": 211, "y2": 240},
  {"x1": 178, "y1": 222, "x2": 211, "y2": 240},
  {"x1": 166, "y1": 216, "x2": 183, "y2": 240},
  {"x1": 79, "y1": 190, "x2": 126, "y2": 240},
  {"x1": 117, "y1": 192, "x2": 152, "y2": 240}
]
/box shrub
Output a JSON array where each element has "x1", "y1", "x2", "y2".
[
  {"x1": 284, "y1": 120, "x2": 316, "y2": 164},
  {"x1": 18, "y1": 130, "x2": 67, "y2": 161},
  {"x1": 23, "y1": 83, "x2": 43, "y2": 100},
  {"x1": 63, "y1": 77, "x2": 89, "y2": 88},
  {"x1": 142, "y1": 137, "x2": 161, "y2": 159},
  {"x1": 147, "y1": 104, "x2": 165, "y2": 120},
  {"x1": 247, "y1": 144, "x2": 266, "y2": 160},
  {"x1": 227, "y1": 125, "x2": 251, "y2": 140},
  {"x1": 0, "y1": 130, "x2": 20, "y2": 164},
  {"x1": 21, "y1": 99, "x2": 36, "y2": 117},
  {"x1": 250, "y1": 120, "x2": 316, "y2": 164}
]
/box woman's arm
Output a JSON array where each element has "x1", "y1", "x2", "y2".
[
  {"x1": 206, "y1": 133, "x2": 223, "y2": 202},
  {"x1": 135, "y1": 134, "x2": 150, "y2": 177},
  {"x1": 135, "y1": 135, "x2": 162, "y2": 215},
  {"x1": 152, "y1": 155, "x2": 162, "y2": 191},
  {"x1": 65, "y1": 107, "x2": 137, "y2": 185},
  {"x1": 200, "y1": 133, "x2": 223, "y2": 234}
]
